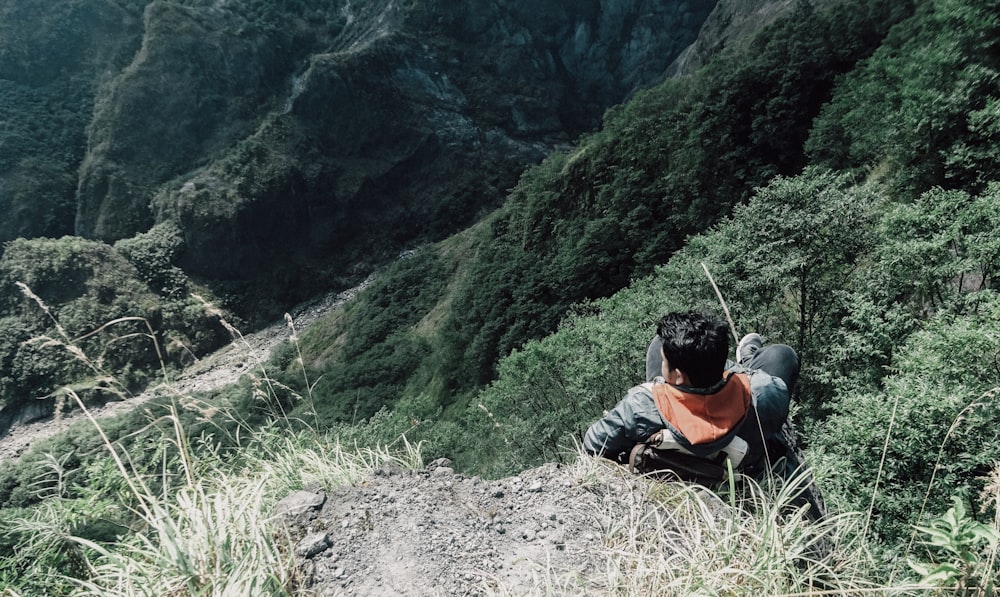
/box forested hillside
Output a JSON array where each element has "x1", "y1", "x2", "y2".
[
  {"x1": 3, "y1": 0, "x2": 1000, "y2": 593},
  {"x1": 0, "y1": 0, "x2": 715, "y2": 435},
  {"x1": 281, "y1": 0, "x2": 912, "y2": 437}
]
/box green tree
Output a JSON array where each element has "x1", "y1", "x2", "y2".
[
  {"x1": 807, "y1": 0, "x2": 1000, "y2": 195},
  {"x1": 667, "y1": 170, "x2": 886, "y2": 413}
]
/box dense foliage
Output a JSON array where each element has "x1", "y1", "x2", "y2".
[
  {"x1": 0, "y1": 0, "x2": 140, "y2": 242},
  {"x1": 807, "y1": 0, "x2": 1000, "y2": 194},
  {"x1": 289, "y1": 246, "x2": 455, "y2": 423},
  {"x1": 0, "y1": 233, "x2": 227, "y2": 436}
]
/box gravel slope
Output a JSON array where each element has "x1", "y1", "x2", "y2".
[{"x1": 276, "y1": 458, "x2": 651, "y2": 596}]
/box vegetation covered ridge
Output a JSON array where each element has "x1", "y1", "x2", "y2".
[{"x1": 3, "y1": 0, "x2": 1000, "y2": 593}]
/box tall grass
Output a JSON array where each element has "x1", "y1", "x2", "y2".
[
  {"x1": 0, "y1": 288, "x2": 424, "y2": 596},
  {"x1": 580, "y1": 457, "x2": 917, "y2": 596},
  {"x1": 57, "y1": 420, "x2": 424, "y2": 597},
  {"x1": 469, "y1": 398, "x2": 974, "y2": 596}
]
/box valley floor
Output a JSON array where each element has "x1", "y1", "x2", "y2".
[{"x1": 0, "y1": 276, "x2": 374, "y2": 463}]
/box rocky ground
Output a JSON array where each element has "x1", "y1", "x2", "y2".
[{"x1": 274, "y1": 457, "x2": 650, "y2": 597}]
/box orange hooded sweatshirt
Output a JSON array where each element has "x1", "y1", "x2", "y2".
[{"x1": 650, "y1": 373, "x2": 751, "y2": 445}]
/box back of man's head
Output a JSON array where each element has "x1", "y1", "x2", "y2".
[{"x1": 656, "y1": 311, "x2": 729, "y2": 387}]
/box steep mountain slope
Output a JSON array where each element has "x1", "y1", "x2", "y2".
[
  {"x1": 0, "y1": 0, "x2": 909, "y2": 446},
  {"x1": 0, "y1": 0, "x2": 144, "y2": 240},
  {"x1": 2, "y1": 0, "x2": 716, "y2": 319},
  {"x1": 284, "y1": 0, "x2": 911, "y2": 432},
  {"x1": 0, "y1": 0, "x2": 716, "y2": 437}
]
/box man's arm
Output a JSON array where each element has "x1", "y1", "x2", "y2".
[
  {"x1": 583, "y1": 386, "x2": 664, "y2": 463},
  {"x1": 583, "y1": 405, "x2": 635, "y2": 463}
]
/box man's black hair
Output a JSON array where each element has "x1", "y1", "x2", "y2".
[{"x1": 656, "y1": 311, "x2": 730, "y2": 387}]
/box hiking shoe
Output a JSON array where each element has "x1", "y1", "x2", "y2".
[{"x1": 736, "y1": 333, "x2": 763, "y2": 364}]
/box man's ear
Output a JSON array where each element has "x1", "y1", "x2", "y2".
[{"x1": 667, "y1": 367, "x2": 688, "y2": 386}]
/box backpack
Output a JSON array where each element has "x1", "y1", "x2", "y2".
[
  {"x1": 628, "y1": 423, "x2": 829, "y2": 523},
  {"x1": 627, "y1": 429, "x2": 748, "y2": 485}
]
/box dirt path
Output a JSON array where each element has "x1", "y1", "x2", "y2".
[
  {"x1": 0, "y1": 275, "x2": 374, "y2": 463},
  {"x1": 280, "y1": 458, "x2": 641, "y2": 596}
]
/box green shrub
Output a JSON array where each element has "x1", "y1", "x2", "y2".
[
  {"x1": 113, "y1": 222, "x2": 188, "y2": 298},
  {"x1": 807, "y1": 0, "x2": 1000, "y2": 195},
  {"x1": 0, "y1": 236, "x2": 226, "y2": 429},
  {"x1": 815, "y1": 297, "x2": 1000, "y2": 545}
]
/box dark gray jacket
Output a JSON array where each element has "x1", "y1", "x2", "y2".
[{"x1": 582, "y1": 363, "x2": 789, "y2": 476}]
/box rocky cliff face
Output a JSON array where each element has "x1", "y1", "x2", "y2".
[{"x1": 1, "y1": 0, "x2": 717, "y2": 316}]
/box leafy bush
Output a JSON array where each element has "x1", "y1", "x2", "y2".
[
  {"x1": 910, "y1": 494, "x2": 1000, "y2": 593},
  {"x1": 113, "y1": 222, "x2": 188, "y2": 298},
  {"x1": 0, "y1": 236, "x2": 226, "y2": 430},
  {"x1": 815, "y1": 298, "x2": 1000, "y2": 545},
  {"x1": 807, "y1": 0, "x2": 1000, "y2": 195}
]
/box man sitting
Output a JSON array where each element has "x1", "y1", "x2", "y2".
[{"x1": 583, "y1": 310, "x2": 800, "y2": 479}]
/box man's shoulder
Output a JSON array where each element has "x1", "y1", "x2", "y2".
[{"x1": 624, "y1": 381, "x2": 657, "y2": 402}]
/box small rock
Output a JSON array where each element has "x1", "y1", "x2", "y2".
[
  {"x1": 427, "y1": 457, "x2": 453, "y2": 471},
  {"x1": 295, "y1": 532, "x2": 331, "y2": 558},
  {"x1": 432, "y1": 466, "x2": 455, "y2": 477},
  {"x1": 273, "y1": 490, "x2": 326, "y2": 518},
  {"x1": 375, "y1": 460, "x2": 404, "y2": 476},
  {"x1": 527, "y1": 481, "x2": 543, "y2": 492}
]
